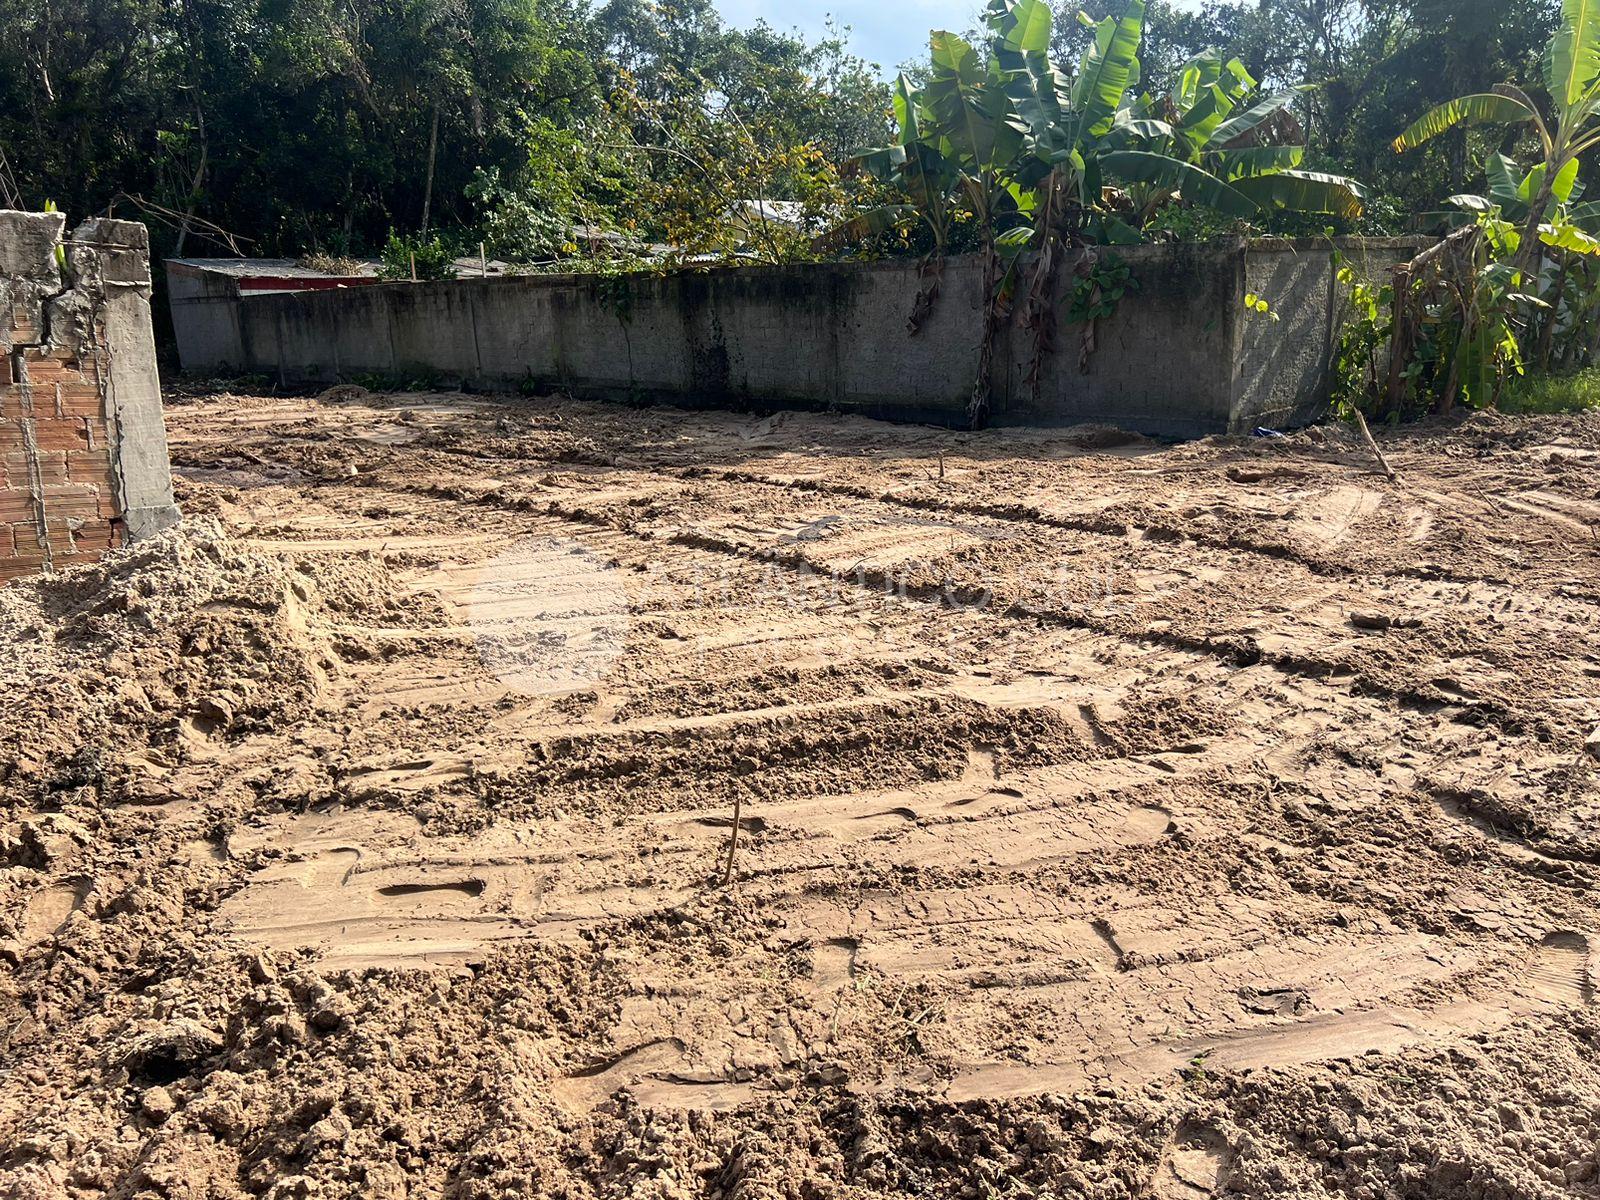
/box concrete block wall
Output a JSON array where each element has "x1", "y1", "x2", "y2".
[
  {"x1": 166, "y1": 261, "x2": 247, "y2": 375},
  {"x1": 172, "y1": 237, "x2": 1428, "y2": 438},
  {"x1": 1235, "y1": 238, "x2": 1426, "y2": 431},
  {"x1": 0, "y1": 212, "x2": 179, "y2": 584}
]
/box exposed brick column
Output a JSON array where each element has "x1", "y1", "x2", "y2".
[{"x1": 0, "y1": 211, "x2": 177, "y2": 584}]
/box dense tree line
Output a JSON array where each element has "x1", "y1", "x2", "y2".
[
  {"x1": 0, "y1": 0, "x2": 889, "y2": 261},
  {"x1": 0, "y1": 0, "x2": 1568, "y2": 263}
]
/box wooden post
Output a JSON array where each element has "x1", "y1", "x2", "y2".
[
  {"x1": 409, "y1": 252, "x2": 417, "y2": 283},
  {"x1": 1384, "y1": 263, "x2": 1412, "y2": 412},
  {"x1": 480, "y1": 242, "x2": 488, "y2": 277}
]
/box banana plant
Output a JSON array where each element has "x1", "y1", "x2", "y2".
[
  {"x1": 1000, "y1": 0, "x2": 1262, "y2": 236},
  {"x1": 823, "y1": 75, "x2": 960, "y2": 255},
  {"x1": 1108, "y1": 49, "x2": 1366, "y2": 225},
  {"x1": 1394, "y1": 0, "x2": 1600, "y2": 273},
  {"x1": 829, "y1": 0, "x2": 1368, "y2": 260},
  {"x1": 822, "y1": 0, "x2": 1370, "y2": 425},
  {"x1": 1432, "y1": 152, "x2": 1585, "y2": 230},
  {"x1": 1469, "y1": 180, "x2": 1600, "y2": 373},
  {"x1": 921, "y1": 24, "x2": 1035, "y2": 422},
  {"x1": 923, "y1": 27, "x2": 1030, "y2": 246},
  {"x1": 828, "y1": 32, "x2": 1032, "y2": 258}
]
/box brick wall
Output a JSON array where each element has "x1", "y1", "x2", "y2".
[{"x1": 0, "y1": 211, "x2": 177, "y2": 584}]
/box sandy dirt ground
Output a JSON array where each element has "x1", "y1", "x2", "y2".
[{"x1": 3, "y1": 385, "x2": 1600, "y2": 1199}]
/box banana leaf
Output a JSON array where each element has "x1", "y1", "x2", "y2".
[
  {"x1": 1208, "y1": 90, "x2": 1305, "y2": 150},
  {"x1": 1212, "y1": 145, "x2": 1303, "y2": 179},
  {"x1": 1392, "y1": 93, "x2": 1538, "y2": 152},
  {"x1": 1230, "y1": 170, "x2": 1367, "y2": 219},
  {"x1": 1546, "y1": 0, "x2": 1600, "y2": 107},
  {"x1": 813, "y1": 205, "x2": 917, "y2": 253},
  {"x1": 1071, "y1": 0, "x2": 1146, "y2": 142},
  {"x1": 1099, "y1": 149, "x2": 1259, "y2": 218}
]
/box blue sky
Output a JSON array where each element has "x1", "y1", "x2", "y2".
[{"x1": 714, "y1": 0, "x2": 1211, "y2": 75}]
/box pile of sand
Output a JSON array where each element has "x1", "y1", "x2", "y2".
[{"x1": 0, "y1": 520, "x2": 413, "y2": 800}]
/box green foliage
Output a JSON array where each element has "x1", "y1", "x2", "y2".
[
  {"x1": 595, "y1": 5, "x2": 893, "y2": 265},
  {"x1": 832, "y1": 0, "x2": 1368, "y2": 261},
  {"x1": 0, "y1": 0, "x2": 603, "y2": 255},
  {"x1": 377, "y1": 233, "x2": 457, "y2": 281},
  {"x1": 0, "y1": 0, "x2": 890, "y2": 275},
  {"x1": 353, "y1": 367, "x2": 445, "y2": 392},
  {"x1": 1392, "y1": 93, "x2": 1542, "y2": 153},
  {"x1": 1384, "y1": 0, "x2": 1600, "y2": 414},
  {"x1": 0, "y1": 0, "x2": 1577, "y2": 290},
  {"x1": 1107, "y1": 43, "x2": 1364, "y2": 228},
  {"x1": 1066, "y1": 254, "x2": 1136, "y2": 323},
  {"x1": 1243, "y1": 291, "x2": 1279, "y2": 321},
  {"x1": 594, "y1": 273, "x2": 634, "y2": 324},
  {"x1": 467, "y1": 166, "x2": 584, "y2": 265},
  {"x1": 1046, "y1": 0, "x2": 1560, "y2": 235},
  {"x1": 43, "y1": 199, "x2": 66, "y2": 269},
  {"x1": 1499, "y1": 366, "x2": 1600, "y2": 411},
  {"x1": 1329, "y1": 261, "x2": 1404, "y2": 421}
]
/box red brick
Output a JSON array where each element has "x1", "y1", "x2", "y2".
[
  {"x1": 1, "y1": 383, "x2": 23, "y2": 421},
  {"x1": 29, "y1": 417, "x2": 93, "y2": 452},
  {"x1": 18, "y1": 349, "x2": 81, "y2": 374},
  {"x1": 55, "y1": 382, "x2": 104, "y2": 417},
  {"x1": 0, "y1": 523, "x2": 14, "y2": 557},
  {"x1": 66, "y1": 450, "x2": 117, "y2": 493},
  {"x1": 11, "y1": 521, "x2": 42, "y2": 555},
  {"x1": 50, "y1": 514, "x2": 93, "y2": 545},
  {"x1": 0, "y1": 557, "x2": 50, "y2": 584},
  {"x1": 0, "y1": 489, "x2": 35, "y2": 524},
  {"x1": 72, "y1": 520, "x2": 119, "y2": 551},
  {"x1": 27, "y1": 364, "x2": 91, "y2": 389},
  {"x1": 42, "y1": 518, "x2": 116, "y2": 553},
  {"x1": 37, "y1": 484, "x2": 103, "y2": 522},
  {"x1": 9, "y1": 310, "x2": 41, "y2": 344},
  {"x1": 2, "y1": 449, "x2": 66, "y2": 487},
  {"x1": 0, "y1": 355, "x2": 11, "y2": 385}
]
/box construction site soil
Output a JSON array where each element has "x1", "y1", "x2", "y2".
[{"x1": 3, "y1": 386, "x2": 1600, "y2": 1199}]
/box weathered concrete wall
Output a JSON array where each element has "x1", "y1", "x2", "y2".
[
  {"x1": 1235, "y1": 238, "x2": 1427, "y2": 430},
  {"x1": 166, "y1": 261, "x2": 246, "y2": 373},
  {"x1": 0, "y1": 212, "x2": 179, "y2": 584},
  {"x1": 177, "y1": 238, "x2": 1424, "y2": 438},
  {"x1": 999, "y1": 242, "x2": 1241, "y2": 435},
  {"x1": 234, "y1": 258, "x2": 995, "y2": 426}
]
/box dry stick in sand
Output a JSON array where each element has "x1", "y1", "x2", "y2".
[
  {"x1": 1351, "y1": 409, "x2": 1397, "y2": 482},
  {"x1": 722, "y1": 793, "x2": 743, "y2": 886}
]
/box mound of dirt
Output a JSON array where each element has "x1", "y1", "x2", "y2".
[{"x1": 0, "y1": 520, "x2": 414, "y2": 798}]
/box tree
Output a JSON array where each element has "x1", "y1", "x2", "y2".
[
  {"x1": 591, "y1": 3, "x2": 892, "y2": 261},
  {"x1": 836, "y1": 0, "x2": 1365, "y2": 257},
  {"x1": 1393, "y1": 0, "x2": 1600, "y2": 271}
]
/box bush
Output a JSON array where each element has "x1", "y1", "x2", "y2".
[{"x1": 377, "y1": 233, "x2": 457, "y2": 281}]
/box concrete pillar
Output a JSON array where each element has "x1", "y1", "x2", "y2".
[{"x1": 0, "y1": 211, "x2": 179, "y2": 583}]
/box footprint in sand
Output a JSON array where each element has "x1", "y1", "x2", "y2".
[
  {"x1": 22, "y1": 881, "x2": 87, "y2": 946},
  {"x1": 1520, "y1": 931, "x2": 1594, "y2": 1007},
  {"x1": 1152, "y1": 1122, "x2": 1232, "y2": 1198}
]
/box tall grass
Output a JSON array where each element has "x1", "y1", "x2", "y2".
[{"x1": 1499, "y1": 369, "x2": 1600, "y2": 414}]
